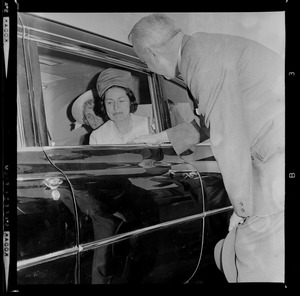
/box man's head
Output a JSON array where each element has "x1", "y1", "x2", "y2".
[
  {"x1": 82, "y1": 99, "x2": 104, "y2": 130},
  {"x1": 72, "y1": 90, "x2": 103, "y2": 130},
  {"x1": 128, "y1": 14, "x2": 183, "y2": 79}
]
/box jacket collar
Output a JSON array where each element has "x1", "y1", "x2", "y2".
[{"x1": 177, "y1": 34, "x2": 190, "y2": 74}]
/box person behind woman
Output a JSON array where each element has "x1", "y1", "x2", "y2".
[
  {"x1": 82, "y1": 97, "x2": 104, "y2": 131},
  {"x1": 90, "y1": 68, "x2": 154, "y2": 144},
  {"x1": 54, "y1": 89, "x2": 104, "y2": 146}
]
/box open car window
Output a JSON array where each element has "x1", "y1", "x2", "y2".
[
  {"x1": 160, "y1": 77, "x2": 210, "y2": 142},
  {"x1": 160, "y1": 78, "x2": 200, "y2": 127},
  {"x1": 38, "y1": 44, "x2": 154, "y2": 146}
]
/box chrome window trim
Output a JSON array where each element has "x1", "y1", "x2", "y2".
[
  {"x1": 17, "y1": 25, "x2": 149, "y2": 74},
  {"x1": 17, "y1": 19, "x2": 39, "y2": 147},
  {"x1": 17, "y1": 83, "x2": 26, "y2": 148},
  {"x1": 151, "y1": 74, "x2": 166, "y2": 132},
  {"x1": 17, "y1": 23, "x2": 141, "y2": 61},
  {"x1": 17, "y1": 206, "x2": 232, "y2": 270},
  {"x1": 147, "y1": 74, "x2": 162, "y2": 133}
]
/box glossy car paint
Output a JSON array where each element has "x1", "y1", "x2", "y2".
[
  {"x1": 17, "y1": 148, "x2": 78, "y2": 284},
  {"x1": 43, "y1": 144, "x2": 208, "y2": 283}
]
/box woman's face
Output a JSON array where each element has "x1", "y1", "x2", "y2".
[{"x1": 104, "y1": 87, "x2": 131, "y2": 123}]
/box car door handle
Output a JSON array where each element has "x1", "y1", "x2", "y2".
[
  {"x1": 43, "y1": 177, "x2": 64, "y2": 200},
  {"x1": 44, "y1": 177, "x2": 63, "y2": 190}
]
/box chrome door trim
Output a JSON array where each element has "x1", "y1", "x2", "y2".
[
  {"x1": 17, "y1": 173, "x2": 64, "y2": 182},
  {"x1": 17, "y1": 246, "x2": 79, "y2": 270},
  {"x1": 17, "y1": 206, "x2": 233, "y2": 270},
  {"x1": 147, "y1": 74, "x2": 160, "y2": 133},
  {"x1": 80, "y1": 206, "x2": 233, "y2": 252}
]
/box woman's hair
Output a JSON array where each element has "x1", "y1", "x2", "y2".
[
  {"x1": 128, "y1": 13, "x2": 181, "y2": 50},
  {"x1": 94, "y1": 86, "x2": 138, "y2": 122}
]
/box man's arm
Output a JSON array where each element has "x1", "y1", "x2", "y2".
[
  {"x1": 208, "y1": 65, "x2": 253, "y2": 218},
  {"x1": 166, "y1": 119, "x2": 208, "y2": 154},
  {"x1": 132, "y1": 119, "x2": 208, "y2": 151}
]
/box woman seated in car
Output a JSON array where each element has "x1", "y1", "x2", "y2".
[{"x1": 89, "y1": 68, "x2": 154, "y2": 144}]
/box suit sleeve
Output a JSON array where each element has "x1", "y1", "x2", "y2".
[
  {"x1": 207, "y1": 64, "x2": 253, "y2": 217},
  {"x1": 166, "y1": 119, "x2": 209, "y2": 155}
]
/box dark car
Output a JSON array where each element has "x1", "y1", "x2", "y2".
[{"x1": 16, "y1": 12, "x2": 233, "y2": 284}]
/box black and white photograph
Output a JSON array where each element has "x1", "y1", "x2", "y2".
[{"x1": 2, "y1": 0, "x2": 296, "y2": 292}]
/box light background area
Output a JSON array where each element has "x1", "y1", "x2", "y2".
[{"x1": 34, "y1": 12, "x2": 285, "y2": 57}]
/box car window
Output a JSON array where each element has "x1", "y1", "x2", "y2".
[
  {"x1": 37, "y1": 45, "x2": 154, "y2": 146},
  {"x1": 161, "y1": 78, "x2": 196, "y2": 126},
  {"x1": 160, "y1": 78, "x2": 210, "y2": 142}
]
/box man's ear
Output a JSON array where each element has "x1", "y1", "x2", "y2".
[{"x1": 145, "y1": 47, "x2": 159, "y2": 63}]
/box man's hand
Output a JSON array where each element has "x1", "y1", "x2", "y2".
[{"x1": 132, "y1": 131, "x2": 169, "y2": 145}]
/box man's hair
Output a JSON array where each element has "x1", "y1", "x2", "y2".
[{"x1": 128, "y1": 13, "x2": 181, "y2": 50}]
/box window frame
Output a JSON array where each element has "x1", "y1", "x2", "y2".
[
  {"x1": 18, "y1": 17, "x2": 49, "y2": 147},
  {"x1": 18, "y1": 27, "x2": 162, "y2": 147}
]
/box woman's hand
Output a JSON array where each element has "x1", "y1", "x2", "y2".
[{"x1": 132, "y1": 131, "x2": 169, "y2": 145}]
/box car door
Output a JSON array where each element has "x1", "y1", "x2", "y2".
[
  {"x1": 20, "y1": 13, "x2": 208, "y2": 284},
  {"x1": 16, "y1": 17, "x2": 78, "y2": 284}
]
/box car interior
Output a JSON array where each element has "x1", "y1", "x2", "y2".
[{"x1": 38, "y1": 45, "x2": 154, "y2": 146}]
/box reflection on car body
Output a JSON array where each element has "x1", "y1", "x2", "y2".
[{"x1": 16, "y1": 12, "x2": 233, "y2": 284}]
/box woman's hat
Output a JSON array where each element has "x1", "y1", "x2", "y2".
[
  {"x1": 71, "y1": 89, "x2": 93, "y2": 124},
  {"x1": 96, "y1": 68, "x2": 135, "y2": 98}
]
